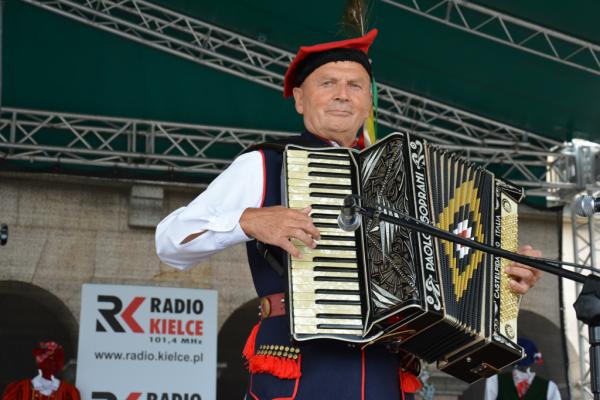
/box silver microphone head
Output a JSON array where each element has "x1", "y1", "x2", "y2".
[
  {"x1": 574, "y1": 195, "x2": 595, "y2": 217},
  {"x1": 337, "y1": 213, "x2": 362, "y2": 232}
]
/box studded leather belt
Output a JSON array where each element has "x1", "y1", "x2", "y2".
[{"x1": 259, "y1": 292, "x2": 286, "y2": 319}]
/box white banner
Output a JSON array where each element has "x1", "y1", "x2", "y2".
[{"x1": 76, "y1": 283, "x2": 217, "y2": 400}]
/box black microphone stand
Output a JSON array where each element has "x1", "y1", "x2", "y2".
[{"x1": 350, "y1": 199, "x2": 600, "y2": 399}]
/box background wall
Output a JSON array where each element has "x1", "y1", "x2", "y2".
[{"x1": 0, "y1": 171, "x2": 570, "y2": 398}]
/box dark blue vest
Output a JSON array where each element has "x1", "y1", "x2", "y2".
[{"x1": 244, "y1": 131, "x2": 401, "y2": 400}]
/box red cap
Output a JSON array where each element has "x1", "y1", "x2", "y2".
[
  {"x1": 283, "y1": 29, "x2": 378, "y2": 98},
  {"x1": 33, "y1": 341, "x2": 65, "y2": 375}
]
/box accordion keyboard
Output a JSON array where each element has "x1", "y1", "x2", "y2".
[{"x1": 285, "y1": 150, "x2": 365, "y2": 336}]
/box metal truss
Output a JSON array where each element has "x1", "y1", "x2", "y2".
[
  {"x1": 0, "y1": 106, "x2": 579, "y2": 194},
  {"x1": 0, "y1": 107, "x2": 293, "y2": 175},
  {"x1": 381, "y1": 0, "x2": 600, "y2": 77},
  {"x1": 570, "y1": 205, "x2": 600, "y2": 399},
  {"x1": 21, "y1": 0, "x2": 565, "y2": 153}
]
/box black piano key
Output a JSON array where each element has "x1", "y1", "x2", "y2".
[
  {"x1": 314, "y1": 276, "x2": 359, "y2": 283},
  {"x1": 315, "y1": 244, "x2": 356, "y2": 251},
  {"x1": 311, "y1": 204, "x2": 342, "y2": 210},
  {"x1": 316, "y1": 299, "x2": 362, "y2": 305},
  {"x1": 316, "y1": 324, "x2": 363, "y2": 330},
  {"x1": 316, "y1": 313, "x2": 362, "y2": 319},
  {"x1": 319, "y1": 234, "x2": 354, "y2": 241},
  {"x1": 308, "y1": 153, "x2": 349, "y2": 161},
  {"x1": 314, "y1": 266, "x2": 358, "y2": 273},
  {"x1": 310, "y1": 183, "x2": 352, "y2": 190},
  {"x1": 310, "y1": 213, "x2": 338, "y2": 219},
  {"x1": 308, "y1": 171, "x2": 350, "y2": 178},
  {"x1": 315, "y1": 289, "x2": 360, "y2": 295},
  {"x1": 310, "y1": 192, "x2": 347, "y2": 199},
  {"x1": 314, "y1": 222, "x2": 340, "y2": 228},
  {"x1": 313, "y1": 257, "x2": 358, "y2": 263}
]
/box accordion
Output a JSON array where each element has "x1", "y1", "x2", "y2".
[{"x1": 282, "y1": 132, "x2": 525, "y2": 383}]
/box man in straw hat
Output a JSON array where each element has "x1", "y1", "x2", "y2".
[{"x1": 156, "y1": 29, "x2": 542, "y2": 399}]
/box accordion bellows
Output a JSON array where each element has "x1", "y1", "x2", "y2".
[{"x1": 283, "y1": 132, "x2": 524, "y2": 383}]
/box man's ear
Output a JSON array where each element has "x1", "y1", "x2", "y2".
[{"x1": 292, "y1": 87, "x2": 304, "y2": 114}]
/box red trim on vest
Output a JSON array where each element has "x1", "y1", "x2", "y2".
[
  {"x1": 272, "y1": 356, "x2": 302, "y2": 400},
  {"x1": 247, "y1": 356, "x2": 302, "y2": 400},
  {"x1": 259, "y1": 149, "x2": 266, "y2": 207},
  {"x1": 361, "y1": 348, "x2": 366, "y2": 400},
  {"x1": 247, "y1": 375, "x2": 260, "y2": 400}
]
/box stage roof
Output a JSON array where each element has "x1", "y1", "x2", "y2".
[{"x1": 2, "y1": 0, "x2": 599, "y2": 183}]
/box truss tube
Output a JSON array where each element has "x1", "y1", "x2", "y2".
[
  {"x1": 572, "y1": 209, "x2": 590, "y2": 397},
  {"x1": 3, "y1": 107, "x2": 295, "y2": 138},
  {"x1": 0, "y1": 107, "x2": 577, "y2": 193},
  {"x1": 570, "y1": 203, "x2": 600, "y2": 399},
  {"x1": 453, "y1": 0, "x2": 599, "y2": 50},
  {"x1": 0, "y1": 142, "x2": 233, "y2": 165},
  {"x1": 380, "y1": 0, "x2": 600, "y2": 76},
  {"x1": 20, "y1": 0, "x2": 565, "y2": 153},
  {"x1": 0, "y1": 0, "x2": 3, "y2": 113},
  {"x1": 20, "y1": 0, "x2": 285, "y2": 90},
  {"x1": 0, "y1": 107, "x2": 298, "y2": 176},
  {"x1": 5, "y1": 154, "x2": 224, "y2": 174}
]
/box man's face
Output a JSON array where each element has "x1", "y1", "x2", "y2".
[{"x1": 293, "y1": 61, "x2": 372, "y2": 147}]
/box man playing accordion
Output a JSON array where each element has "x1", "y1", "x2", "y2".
[{"x1": 155, "y1": 29, "x2": 541, "y2": 400}]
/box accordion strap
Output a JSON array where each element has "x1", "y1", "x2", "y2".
[{"x1": 259, "y1": 292, "x2": 286, "y2": 319}]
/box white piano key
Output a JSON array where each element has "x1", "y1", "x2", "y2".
[
  {"x1": 287, "y1": 164, "x2": 351, "y2": 175},
  {"x1": 292, "y1": 301, "x2": 362, "y2": 313},
  {"x1": 288, "y1": 186, "x2": 353, "y2": 195},
  {"x1": 292, "y1": 281, "x2": 360, "y2": 291},
  {"x1": 286, "y1": 172, "x2": 351, "y2": 185},
  {"x1": 289, "y1": 195, "x2": 344, "y2": 206},
  {"x1": 291, "y1": 260, "x2": 359, "y2": 269},
  {"x1": 292, "y1": 304, "x2": 362, "y2": 316},
  {"x1": 295, "y1": 247, "x2": 357, "y2": 259},
  {"x1": 292, "y1": 268, "x2": 357, "y2": 278},
  {"x1": 294, "y1": 326, "x2": 362, "y2": 335},
  {"x1": 292, "y1": 292, "x2": 361, "y2": 302},
  {"x1": 294, "y1": 317, "x2": 363, "y2": 326}
]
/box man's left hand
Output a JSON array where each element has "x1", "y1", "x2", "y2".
[{"x1": 504, "y1": 245, "x2": 543, "y2": 295}]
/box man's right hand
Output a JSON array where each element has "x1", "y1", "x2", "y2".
[{"x1": 239, "y1": 206, "x2": 321, "y2": 258}]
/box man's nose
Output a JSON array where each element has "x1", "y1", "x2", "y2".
[{"x1": 333, "y1": 83, "x2": 350, "y2": 101}]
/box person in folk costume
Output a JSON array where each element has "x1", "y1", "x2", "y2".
[
  {"x1": 2, "y1": 342, "x2": 80, "y2": 400},
  {"x1": 155, "y1": 8, "x2": 542, "y2": 400},
  {"x1": 485, "y1": 338, "x2": 561, "y2": 400}
]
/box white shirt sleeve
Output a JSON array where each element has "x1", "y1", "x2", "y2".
[
  {"x1": 484, "y1": 375, "x2": 498, "y2": 400},
  {"x1": 155, "y1": 151, "x2": 264, "y2": 270},
  {"x1": 547, "y1": 380, "x2": 561, "y2": 400}
]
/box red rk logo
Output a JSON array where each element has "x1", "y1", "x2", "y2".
[{"x1": 96, "y1": 295, "x2": 145, "y2": 333}]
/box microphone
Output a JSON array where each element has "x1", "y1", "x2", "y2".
[
  {"x1": 574, "y1": 195, "x2": 600, "y2": 217},
  {"x1": 338, "y1": 195, "x2": 361, "y2": 232}
]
